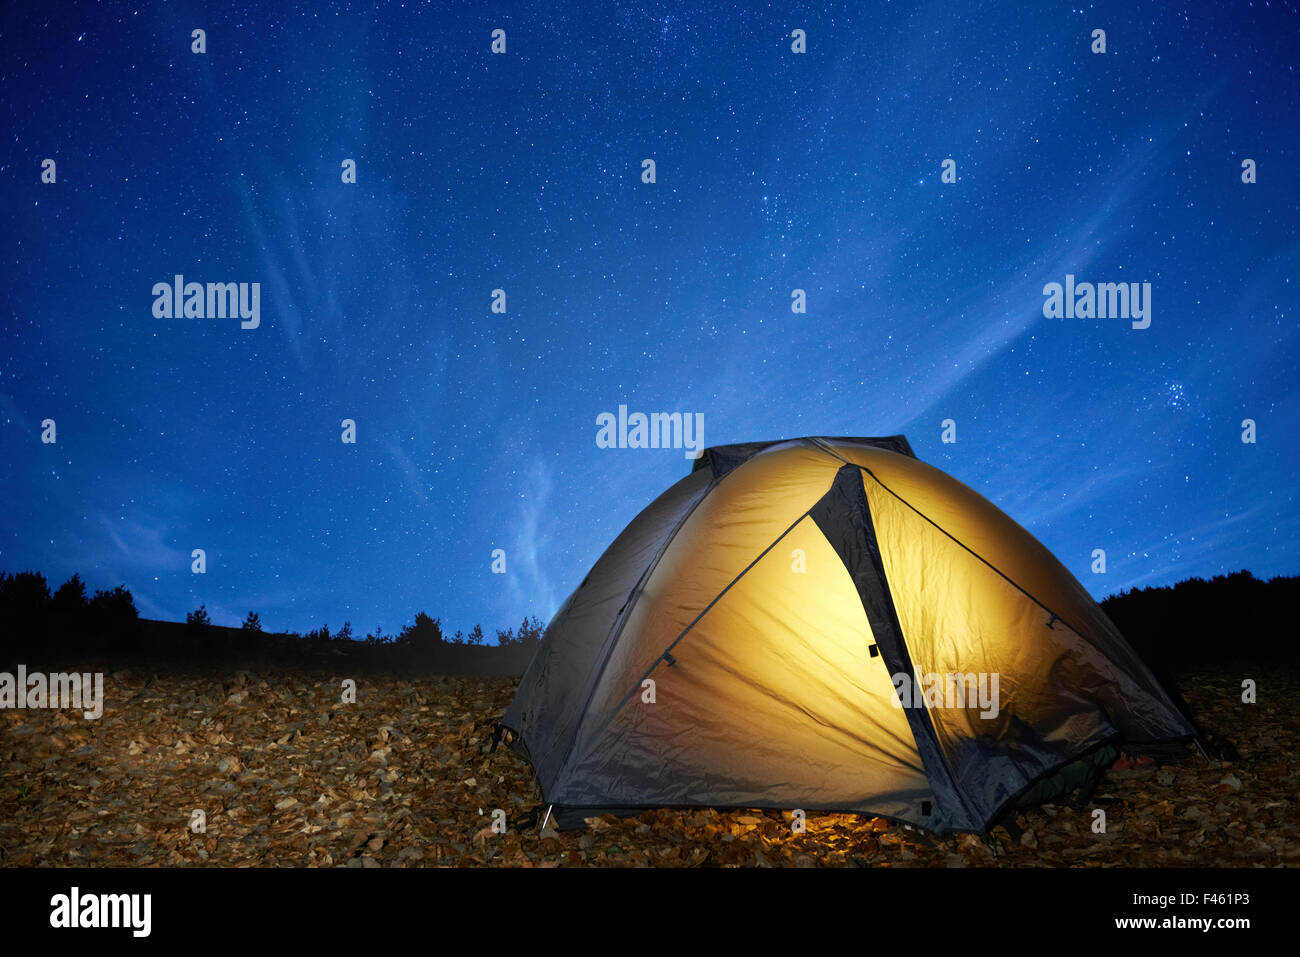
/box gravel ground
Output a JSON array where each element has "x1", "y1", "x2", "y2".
[{"x1": 1, "y1": 666, "x2": 1295, "y2": 867}]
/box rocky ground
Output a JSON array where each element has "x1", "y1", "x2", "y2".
[{"x1": 1, "y1": 666, "x2": 1295, "y2": 867}]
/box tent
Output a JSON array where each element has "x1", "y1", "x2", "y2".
[{"x1": 500, "y1": 436, "x2": 1194, "y2": 833}]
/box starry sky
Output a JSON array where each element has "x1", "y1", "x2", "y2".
[{"x1": 1, "y1": 1, "x2": 1296, "y2": 639}]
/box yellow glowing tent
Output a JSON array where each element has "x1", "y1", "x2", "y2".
[{"x1": 501, "y1": 436, "x2": 1193, "y2": 833}]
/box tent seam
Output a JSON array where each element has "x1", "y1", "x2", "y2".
[
  {"x1": 555, "y1": 445, "x2": 856, "y2": 785},
  {"x1": 548, "y1": 472, "x2": 722, "y2": 788},
  {"x1": 814, "y1": 465, "x2": 984, "y2": 831},
  {"x1": 854, "y1": 465, "x2": 1086, "y2": 637},
  {"x1": 572, "y1": 504, "x2": 818, "y2": 765}
]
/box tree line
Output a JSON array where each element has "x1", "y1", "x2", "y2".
[
  {"x1": 1, "y1": 567, "x2": 1295, "y2": 672},
  {"x1": 0, "y1": 570, "x2": 543, "y2": 674}
]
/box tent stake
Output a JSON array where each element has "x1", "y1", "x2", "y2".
[{"x1": 540, "y1": 804, "x2": 554, "y2": 831}]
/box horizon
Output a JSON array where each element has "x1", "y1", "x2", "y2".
[
  {"x1": 2, "y1": 2, "x2": 1296, "y2": 637},
  {"x1": 0, "y1": 563, "x2": 1288, "y2": 644}
]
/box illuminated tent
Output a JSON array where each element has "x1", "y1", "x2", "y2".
[{"x1": 501, "y1": 436, "x2": 1193, "y2": 833}]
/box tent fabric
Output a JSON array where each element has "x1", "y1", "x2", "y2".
[
  {"x1": 501, "y1": 436, "x2": 1194, "y2": 833},
  {"x1": 690, "y1": 434, "x2": 916, "y2": 479}
]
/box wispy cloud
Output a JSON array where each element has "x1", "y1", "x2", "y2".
[
  {"x1": 506, "y1": 456, "x2": 560, "y2": 621},
  {"x1": 98, "y1": 511, "x2": 189, "y2": 569},
  {"x1": 1002, "y1": 460, "x2": 1157, "y2": 529},
  {"x1": 1110, "y1": 504, "x2": 1272, "y2": 593},
  {"x1": 896, "y1": 136, "x2": 1180, "y2": 429},
  {"x1": 0, "y1": 392, "x2": 36, "y2": 435},
  {"x1": 381, "y1": 434, "x2": 429, "y2": 506}
]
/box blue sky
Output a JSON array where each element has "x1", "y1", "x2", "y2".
[{"x1": 2, "y1": 1, "x2": 1296, "y2": 637}]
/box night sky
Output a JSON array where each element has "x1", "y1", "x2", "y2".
[{"x1": 1, "y1": 2, "x2": 1296, "y2": 639}]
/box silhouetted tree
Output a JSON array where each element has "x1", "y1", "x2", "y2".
[
  {"x1": 496, "y1": 616, "x2": 544, "y2": 648},
  {"x1": 516, "y1": 615, "x2": 544, "y2": 645},
  {"x1": 1, "y1": 571, "x2": 42, "y2": 648},
  {"x1": 50, "y1": 575, "x2": 91, "y2": 643},
  {"x1": 1102, "y1": 569, "x2": 1296, "y2": 668},
  {"x1": 88, "y1": 584, "x2": 141, "y2": 650},
  {"x1": 398, "y1": 612, "x2": 444, "y2": 649},
  {"x1": 241, "y1": 611, "x2": 263, "y2": 632},
  {"x1": 0, "y1": 570, "x2": 52, "y2": 641},
  {"x1": 52, "y1": 574, "x2": 88, "y2": 612},
  {"x1": 187, "y1": 603, "x2": 211, "y2": 633}
]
